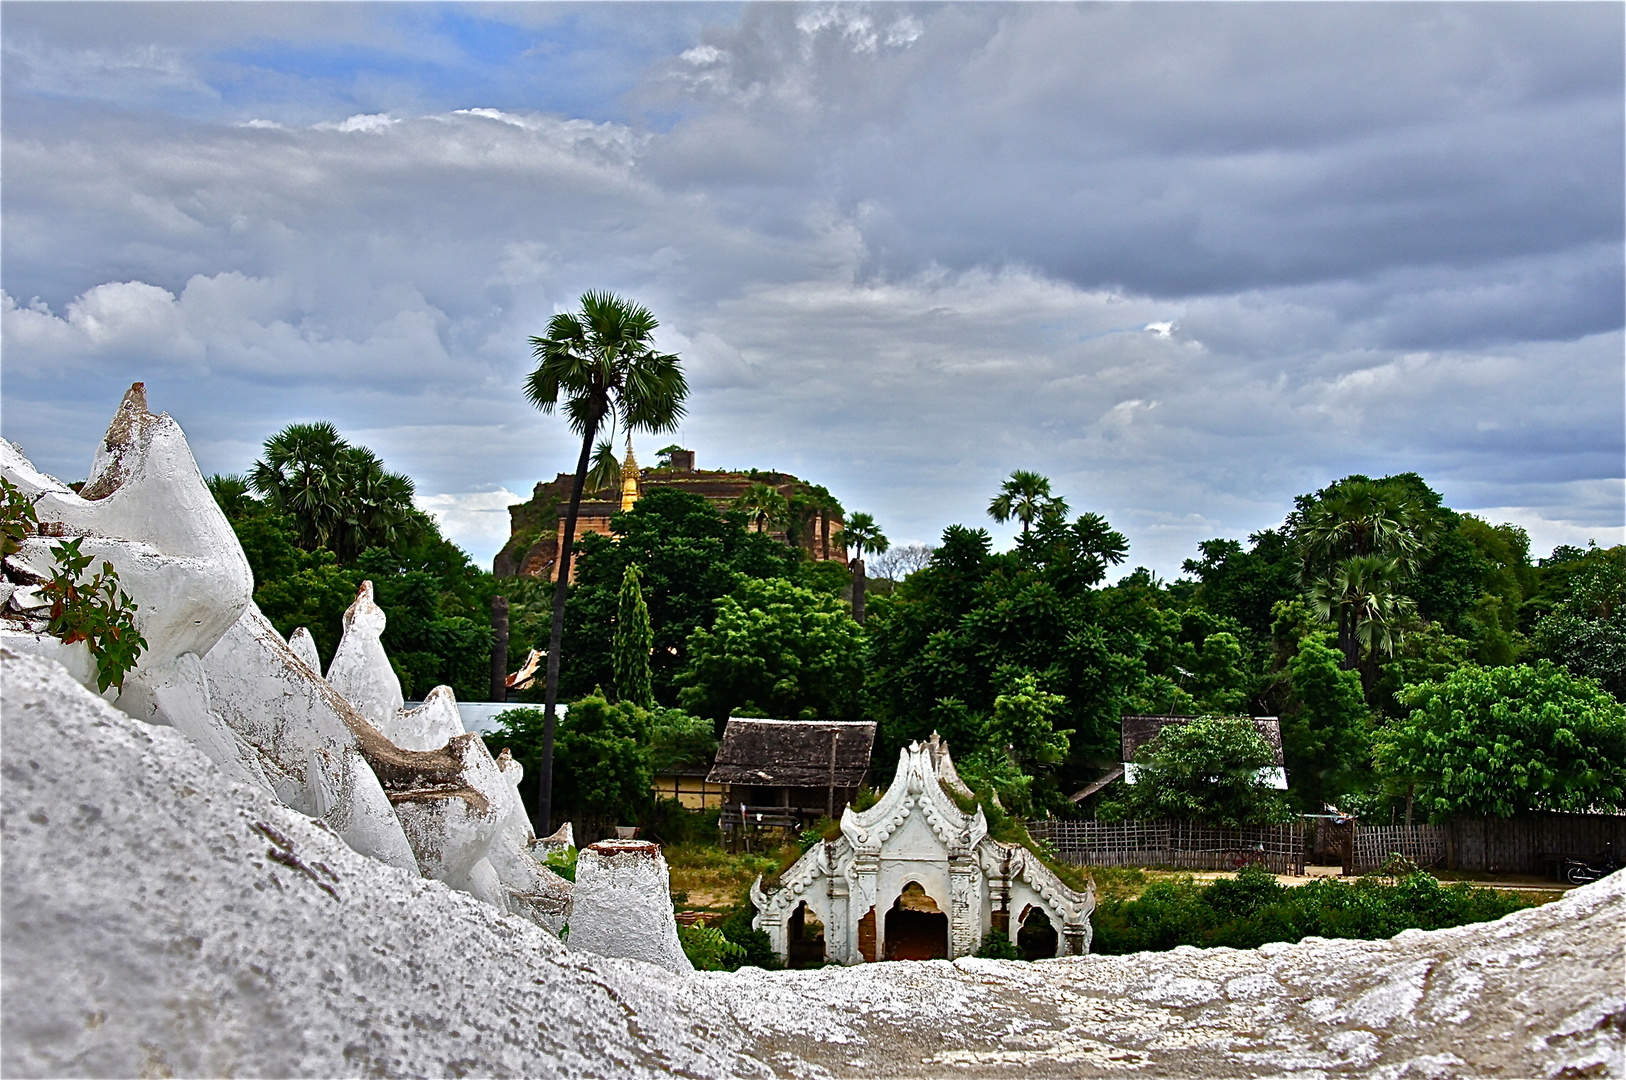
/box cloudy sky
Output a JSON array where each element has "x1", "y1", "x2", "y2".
[{"x1": 4, "y1": 2, "x2": 1622, "y2": 575}]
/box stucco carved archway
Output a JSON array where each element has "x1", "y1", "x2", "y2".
[{"x1": 751, "y1": 736, "x2": 1094, "y2": 964}]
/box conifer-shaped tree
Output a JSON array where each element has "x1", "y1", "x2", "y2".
[{"x1": 613, "y1": 563, "x2": 654, "y2": 707}]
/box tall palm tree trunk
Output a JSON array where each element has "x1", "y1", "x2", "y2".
[
  {"x1": 851, "y1": 556, "x2": 867, "y2": 624},
  {"x1": 1336, "y1": 610, "x2": 1359, "y2": 671},
  {"x1": 537, "y1": 415, "x2": 600, "y2": 835}
]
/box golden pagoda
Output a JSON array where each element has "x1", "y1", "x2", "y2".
[{"x1": 619, "y1": 440, "x2": 641, "y2": 513}]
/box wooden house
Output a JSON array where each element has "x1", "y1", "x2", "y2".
[
  {"x1": 706, "y1": 718, "x2": 876, "y2": 819},
  {"x1": 651, "y1": 766, "x2": 727, "y2": 810}
]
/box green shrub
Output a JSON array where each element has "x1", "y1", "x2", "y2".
[
  {"x1": 677, "y1": 923, "x2": 748, "y2": 971},
  {"x1": 41, "y1": 537, "x2": 147, "y2": 692},
  {"x1": 973, "y1": 930, "x2": 1021, "y2": 960},
  {"x1": 1091, "y1": 867, "x2": 1533, "y2": 954},
  {"x1": 542, "y1": 846, "x2": 578, "y2": 883},
  {"x1": 716, "y1": 903, "x2": 780, "y2": 969}
]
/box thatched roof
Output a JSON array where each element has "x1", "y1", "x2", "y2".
[
  {"x1": 1121, "y1": 714, "x2": 1284, "y2": 767},
  {"x1": 706, "y1": 718, "x2": 876, "y2": 788}
]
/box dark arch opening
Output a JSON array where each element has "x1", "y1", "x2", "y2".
[
  {"x1": 787, "y1": 900, "x2": 826, "y2": 967},
  {"x1": 1017, "y1": 904, "x2": 1058, "y2": 960},
  {"x1": 885, "y1": 881, "x2": 948, "y2": 961}
]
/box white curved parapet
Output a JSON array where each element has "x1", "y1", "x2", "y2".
[
  {"x1": 2, "y1": 383, "x2": 253, "y2": 690},
  {"x1": 0, "y1": 385, "x2": 580, "y2": 934}
]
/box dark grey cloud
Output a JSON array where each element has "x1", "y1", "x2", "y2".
[{"x1": 2, "y1": 3, "x2": 1620, "y2": 570}]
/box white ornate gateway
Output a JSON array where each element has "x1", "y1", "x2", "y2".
[{"x1": 750, "y1": 736, "x2": 1095, "y2": 964}]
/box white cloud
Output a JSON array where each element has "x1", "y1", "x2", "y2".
[
  {"x1": 1, "y1": 4, "x2": 1619, "y2": 573},
  {"x1": 416, "y1": 488, "x2": 526, "y2": 558}
]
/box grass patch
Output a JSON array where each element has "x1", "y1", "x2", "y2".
[
  {"x1": 1078, "y1": 865, "x2": 1147, "y2": 902},
  {"x1": 664, "y1": 842, "x2": 796, "y2": 909}
]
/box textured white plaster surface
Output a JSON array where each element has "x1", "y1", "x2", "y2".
[
  {"x1": 487, "y1": 748, "x2": 574, "y2": 933},
  {"x1": 199, "y1": 602, "x2": 420, "y2": 873},
  {"x1": 571, "y1": 840, "x2": 694, "y2": 975},
  {"x1": 324, "y1": 581, "x2": 404, "y2": 726},
  {"x1": 0, "y1": 652, "x2": 764, "y2": 1080},
  {"x1": 693, "y1": 873, "x2": 1626, "y2": 1078},
  {"x1": 287, "y1": 626, "x2": 322, "y2": 675},
  {"x1": 3, "y1": 650, "x2": 1622, "y2": 1079}
]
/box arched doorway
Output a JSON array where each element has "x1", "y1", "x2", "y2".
[
  {"x1": 884, "y1": 882, "x2": 948, "y2": 960},
  {"x1": 787, "y1": 901, "x2": 826, "y2": 967},
  {"x1": 1017, "y1": 904, "x2": 1058, "y2": 960}
]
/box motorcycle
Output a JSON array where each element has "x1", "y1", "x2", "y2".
[{"x1": 1562, "y1": 843, "x2": 1621, "y2": 886}]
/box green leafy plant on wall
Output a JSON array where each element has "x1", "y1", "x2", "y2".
[
  {"x1": 3, "y1": 480, "x2": 147, "y2": 692},
  {"x1": 41, "y1": 538, "x2": 147, "y2": 692},
  {"x1": 1, "y1": 476, "x2": 39, "y2": 557}
]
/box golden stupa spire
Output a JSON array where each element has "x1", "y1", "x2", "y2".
[{"x1": 619, "y1": 436, "x2": 641, "y2": 513}]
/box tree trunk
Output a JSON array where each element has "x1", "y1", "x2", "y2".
[
  {"x1": 489, "y1": 595, "x2": 509, "y2": 703},
  {"x1": 851, "y1": 555, "x2": 867, "y2": 624},
  {"x1": 820, "y1": 512, "x2": 830, "y2": 561},
  {"x1": 1405, "y1": 785, "x2": 1415, "y2": 829},
  {"x1": 1337, "y1": 609, "x2": 1359, "y2": 671},
  {"x1": 537, "y1": 414, "x2": 601, "y2": 836},
  {"x1": 1359, "y1": 651, "x2": 1378, "y2": 701}
]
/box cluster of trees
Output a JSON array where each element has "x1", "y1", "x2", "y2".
[
  {"x1": 208, "y1": 423, "x2": 520, "y2": 702},
  {"x1": 212, "y1": 290, "x2": 1623, "y2": 839}
]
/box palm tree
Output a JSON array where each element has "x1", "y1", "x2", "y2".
[
  {"x1": 525, "y1": 291, "x2": 687, "y2": 834},
  {"x1": 988, "y1": 470, "x2": 1065, "y2": 536},
  {"x1": 1305, "y1": 553, "x2": 1417, "y2": 695},
  {"x1": 332, "y1": 444, "x2": 420, "y2": 562},
  {"x1": 1292, "y1": 480, "x2": 1434, "y2": 577},
  {"x1": 585, "y1": 439, "x2": 622, "y2": 497},
  {"x1": 250, "y1": 421, "x2": 348, "y2": 551},
  {"x1": 249, "y1": 422, "x2": 419, "y2": 561},
  {"x1": 734, "y1": 482, "x2": 790, "y2": 534},
  {"x1": 843, "y1": 512, "x2": 889, "y2": 624},
  {"x1": 1291, "y1": 477, "x2": 1437, "y2": 689}
]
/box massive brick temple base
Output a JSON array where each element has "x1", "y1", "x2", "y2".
[{"x1": 494, "y1": 447, "x2": 846, "y2": 580}]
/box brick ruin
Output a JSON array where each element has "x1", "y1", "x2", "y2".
[{"x1": 493, "y1": 448, "x2": 846, "y2": 580}]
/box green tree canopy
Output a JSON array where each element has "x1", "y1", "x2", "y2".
[
  {"x1": 988, "y1": 671, "x2": 1072, "y2": 769},
  {"x1": 1374, "y1": 661, "x2": 1626, "y2": 820},
  {"x1": 675, "y1": 576, "x2": 866, "y2": 723},
  {"x1": 1113, "y1": 715, "x2": 1292, "y2": 826},
  {"x1": 613, "y1": 563, "x2": 654, "y2": 706},
  {"x1": 864, "y1": 513, "x2": 1143, "y2": 801},
  {"x1": 1180, "y1": 530, "x2": 1300, "y2": 646},
  {"x1": 1280, "y1": 632, "x2": 1372, "y2": 811},
  {"x1": 1529, "y1": 545, "x2": 1626, "y2": 700},
  {"x1": 558, "y1": 487, "x2": 797, "y2": 704},
  {"x1": 488, "y1": 695, "x2": 652, "y2": 833},
  {"x1": 248, "y1": 422, "x2": 424, "y2": 563}
]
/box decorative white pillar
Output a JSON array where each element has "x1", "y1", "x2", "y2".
[{"x1": 570, "y1": 840, "x2": 693, "y2": 974}]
